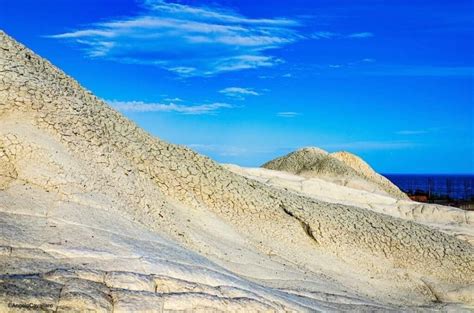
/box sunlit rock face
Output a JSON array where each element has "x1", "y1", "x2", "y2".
[
  {"x1": 0, "y1": 30, "x2": 473, "y2": 311},
  {"x1": 262, "y1": 147, "x2": 408, "y2": 199}
]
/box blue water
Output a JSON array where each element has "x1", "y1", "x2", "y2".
[{"x1": 384, "y1": 174, "x2": 474, "y2": 200}]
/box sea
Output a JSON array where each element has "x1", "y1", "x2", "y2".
[{"x1": 384, "y1": 174, "x2": 474, "y2": 200}]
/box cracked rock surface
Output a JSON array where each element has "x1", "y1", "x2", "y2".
[
  {"x1": 226, "y1": 164, "x2": 474, "y2": 245},
  {"x1": 0, "y1": 30, "x2": 473, "y2": 311},
  {"x1": 262, "y1": 147, "x2": 408, "y2": 199}
]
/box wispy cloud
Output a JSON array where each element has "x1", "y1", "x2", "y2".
[
  {"x1": 395, "y1": 127, "x2": 447, "y2": 135},
  {"x1": 163, "y1": 97, "x2": 183, "y2": 102},
  {"x1": 49, "y1": 0, "x2": 302, "y2": 76},
  {"x1": 277, "y1": 112, "x2": 300, "y2": 118},
  {"x1": 395, "y1": 130, "x2": 429, "y2": 135},
  {"x1": 347, "y1": 32, "x2": 374, "y2": 38},
  {"x1": 108, "y1": 100, "x2": 232, "y2": 115},
  {"x1": 322, "y1": 58, "x2": 376, "y2": 70},
  {"x1": 311, "y1": 31, "x2": 339, "y2": 39},
  {"x1": 219, "y1": 87, "x2": 260, "y2": 99},
  {"x1": 311, "y1": 31, "x2": 374, "y2": 40}
]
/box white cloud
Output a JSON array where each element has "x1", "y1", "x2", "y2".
[
  {"x1": 277, "y1": 112, "x2": 300, "y2": 118},
  {"x1": 329, "y1": 58, "x2": 376, "y2": 69},
  {"x1": 311, "y1": 31, "x2": 374, "y2": 40},
  {"x1": 395, "y1": 130, "x2": 428, "y2": 135},
  {"x1": 163, "y1": 97, "x2": 183, "y2": 102},
  {"x1": 347, "y1": 32, "x2": 374, "y2": 38},
  {"x1": 108, "y1": 100, "x2": 232, "y2": 115},
  {"x1": 50, "y1": 0, "x2": 301, "y2": 76},
  {"x1": 219, "y1": 87, "x2": 260, "y2": 99},
  {"x1": 311, "y1": 31, "x2": 340, "y2": 39}
]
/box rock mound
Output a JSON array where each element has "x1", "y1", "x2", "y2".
[
  {"x1": 263, "y1": 147, "x2": 407, "y2": 199},
  {"x1": 262, "y1": 147, "x2": 348, "y2": 177},
  {"x1": 330, "y1": 151, "x2": 407, "y2": 198},
  {"x1": 1, "y1": 30, "x2": 473, "y2": 310}
]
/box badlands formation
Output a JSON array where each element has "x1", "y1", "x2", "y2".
[
  {"x1": 262, "y1": 147, "x2": 408, "y2": 199},
  {"x1": 0, "y1": 30, "x2": 473, "y2": 312}
]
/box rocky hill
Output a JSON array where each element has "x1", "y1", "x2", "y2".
[
  {"x1": 0, "y1": 30, "x2": 472, "y2": 311},
  {"x1": 262, "y1": 147, "x2": 408, "y2": 199}
]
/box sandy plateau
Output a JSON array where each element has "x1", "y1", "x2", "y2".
[{"x1": 0, "y1": 30, "x2": 473, "y2": 312}]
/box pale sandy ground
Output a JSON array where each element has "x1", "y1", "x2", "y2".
[{"x1": 1, "y1": 30, "x2": 473, "y2": 312}]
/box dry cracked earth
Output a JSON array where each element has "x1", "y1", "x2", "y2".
[{"x1": 0, "y1": 30, "x2": 473, "y2": 312}]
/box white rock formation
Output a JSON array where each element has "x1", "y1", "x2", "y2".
[
  {"x1": 226, "y1": 164, "x2": 474, "y2": 245},
  {"x1": 0, "y1": 30, "x2": 473, "y2": 311},
  {"x1": 262, "y1": 147, "x2": 408, "y2": 199}
]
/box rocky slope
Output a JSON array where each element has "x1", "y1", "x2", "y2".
[
  {"x1": 1, "y1": 30, "x2": 473, "y2": 311},
  {"x1": 226, "y1": 164, "x2": 474, "y2": 245},
  {"x1": 262, "y1": 147, "x2": 407, "y2": 199}
]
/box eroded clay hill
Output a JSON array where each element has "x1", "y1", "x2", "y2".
[
  {"x1": 226, "y1": 164, "x2": 474, "y2": 245},
  {"x1": 1, "y1": 30, "x2": 473, "y2": 311},
  {"x1": 262, "y1": 147, "x2": 407, "y2": 199}
]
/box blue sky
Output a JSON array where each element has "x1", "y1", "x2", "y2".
[{"x1": 1, "y1": 0, "x2": 473, "y2": 173}]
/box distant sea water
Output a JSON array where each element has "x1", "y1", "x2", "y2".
[{"x1": 384, "y1": 174, "x2": 474, "y2": 200}]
